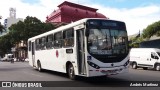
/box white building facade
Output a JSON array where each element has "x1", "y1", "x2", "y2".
[{"x1": 1, "y1": 8, "x2": 23, "y2": 36}]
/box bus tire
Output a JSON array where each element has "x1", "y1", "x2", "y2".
[
  {"x1": 155, "y1": 64, "x2": 160, "y2": 71},
  {"x1": 67, "y1": 64, "x2": 76, "y2": 80},
  {"x1": 132, "y1": 62, "x2": 137, "y2": 69},
  {"x1": 37, "y1": 61, "x2": 43, "y2": 72}
]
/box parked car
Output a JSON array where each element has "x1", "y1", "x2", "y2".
[
  {"x1": 1, "y1": 54, "x2": 14, "y2": 62},
  {"x1": 130, "y1": 48, "x2": 160, "y2": 71}
]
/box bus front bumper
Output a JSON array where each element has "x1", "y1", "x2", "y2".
[{"x1": 88, "y1": 66, "x2": 129, "y2": 77}]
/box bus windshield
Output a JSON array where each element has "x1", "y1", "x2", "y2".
[
  {"x1": 86, "y1": 20, "x2": 128, "y2": 63},
  {"x1": 88, "y1": 28, "x2": 128, "y2": 55}
]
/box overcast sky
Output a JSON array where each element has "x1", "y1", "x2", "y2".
[{"x1": 0, "y1": 0, "x2": 160, "y2": 35}]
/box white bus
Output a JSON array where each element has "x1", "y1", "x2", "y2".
[{"x1": 28, "y1": 18, "x2": 129, "y2": 80}]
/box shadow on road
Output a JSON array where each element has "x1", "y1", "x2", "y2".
[{"x1": 39, "y1": 69, "x2": 129, "y2": 87}]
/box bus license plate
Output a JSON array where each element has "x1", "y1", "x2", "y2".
[{"x1": 101, "y1": 69, "x2": 122, "y2": 74}]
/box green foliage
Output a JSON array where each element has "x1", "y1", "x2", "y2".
[
  {"x1": 129, "y1": 36, "x2": 143, "y2": 48},
  {"x1": 0, "y1": 16, "x2": 55, "y2": 56},
  {"x1": 9, "y1": 16, "x2": 55, "y2": 44},
  {"x1": 130, "y1": 20, "x2": 160, "y2": 48},
  {"x1": 142, "y1": 20, "x2": 160, "y2": 38},
  {"x1": 0, "y1": 22, "x2": 5, "y2": 33},
  {"x1": 0, "y1": 34, "x2": 13, "y2": 55}
]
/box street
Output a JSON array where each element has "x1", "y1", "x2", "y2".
[
  {"x1": 0, "y1": 62, "x2": 160, "y2": 90},
  {"x1": 1, "y1": 62, "x2": 160, "y2": 81}
]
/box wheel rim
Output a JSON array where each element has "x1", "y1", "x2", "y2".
[
  {"x1": 133, "y1": 63, "x2": 136, "y2": 68},
  {"x1": 156, "y1": 65, "x2": 160, "y2": 71},
  {"x1": 69, "y1": 66, "x2": 74, "y2": 78},
  {"x1": 38, "y1": 66, "x2": 41, "y2": 71},
  {"x1": 38, "y1": 62, "x2": 41, "y2": 71}
]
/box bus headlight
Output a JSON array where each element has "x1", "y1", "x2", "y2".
[
  {"x1": 87, "y1": 61, "x2": 100, "y2": 69},
  {"x1": 124, "y1": 60, "x2": 129, "y2": 67}
]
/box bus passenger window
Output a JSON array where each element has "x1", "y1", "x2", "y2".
[
  {"x1": 35, "y1": 39, "x2": 38, "y2": 50},
  {"x1": 54, "y1": 32, "x2": 62, "y2": 48},
  {"x1": 28, "y1": 41, "x2": 31, "y2": 51},
  {"x1": 46, "y1": 34, "x2": 54, "y2": 49},
  {"x1": 63, "y1": 29, "x2": 74, "y2": 47},
  {"x1": 42, "y1": 37, "x2": 46, "y2": 50},
  {"x1": 39, "y1": 38, "x2": 42, "y2": 50},
  {"x1": 35, "y1": 39, "x2": 41, "y2": 50}
]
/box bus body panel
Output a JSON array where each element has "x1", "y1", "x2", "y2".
[{"x1": 86, "y1": 53, "x2": 129, "y2": 77}]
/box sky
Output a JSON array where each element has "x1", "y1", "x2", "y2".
[{"x1": 0, "y1": 0, "x2": 160, "y2": 35}]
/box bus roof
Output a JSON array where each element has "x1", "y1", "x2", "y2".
[{"x1": 28, "y1": 18, "x2": 120, "y2": 41}]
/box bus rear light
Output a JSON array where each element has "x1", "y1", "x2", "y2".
[{"x1": 87, "y1": 61, "x2": 100, "y2": 69}]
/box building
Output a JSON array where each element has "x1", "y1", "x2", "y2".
[
  {"x1": 128, "y1": 32, "x2": 160, "y2": 48},
  {"x1": 46, "y1": 1, "x2": 107, "y2": 24},
  {"x1": 4, "y1": 17, "x2": 23, "y2": 30},
  {"x1": 140, "y1": 35, "x2": 160, "y2": 49},
  {"x1": 0, "y1": 8, "x2": 25, "y2": 60},
  {"x1": 1, "y1": 8, "x2": 23, "y2": 36},
  {"x1": 14, "y1": 40, "x2": 27, "y2": 61}
]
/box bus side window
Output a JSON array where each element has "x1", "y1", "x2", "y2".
[
  {"x1": 35, "y1": 39, "x2": 38, "y2": 50},
  {"x1": 28, "y1": 41, "x2": 31, "y2": 51},
  {"x1": 46, "y1": 34, "x2": 54, "y2": 49},
  {"x1": 36, "y1": 39, "x2": 40, "y2": 50},
  {"x1": 54, "y1": 32, "x2": 62, "y2": 48},
  {"x1": 63, "y1": 29, "x2": 74, "y2": 47},
  {"x1": 42, "y1": 37, "x2": 46, "y2": 50},
  {"x1": 39, "y1": 38, "x2": 42, "y2": 50}
]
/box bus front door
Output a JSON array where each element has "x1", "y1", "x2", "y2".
[
  {"x1": 76, "y1": 30, "x2": 86, "y2": 75},
  {"x1": 31, "y1": 42, "x2": 36, "y2": 67}
]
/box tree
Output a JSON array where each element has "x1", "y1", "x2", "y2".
[
  {"x1": 0, "y1": 33, "x2": 13, "y2": 56},
  {"x1": 9, "y1": 21, "x2": 25, "y2": 44},
  {"x1": 142, "y1": 20, "x2": 160, "y2": 39},
  {"x1": 9, "y1": 16, "x2": 55, "y2": 44},
  {"x1": 0, "y1": 16, "x2": 55, "y2": 56}
]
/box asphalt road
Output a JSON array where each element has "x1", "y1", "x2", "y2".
[{"x1": 0, "y1": 62, "x2": 160, "y2": 90}]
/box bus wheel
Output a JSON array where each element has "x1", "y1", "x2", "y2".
[
  {"x1": 132, "y1": 62, "x2": 137, "y2": 69},
  {"x1": 37, "y1": 61, "x2": 42, "y2": 72},
  {"x1": 68, "y1": 64, "x2": 76, "y2": 80},
  {"x1": 155, "y1": 64, "x2": 160, "y2": 71}
]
